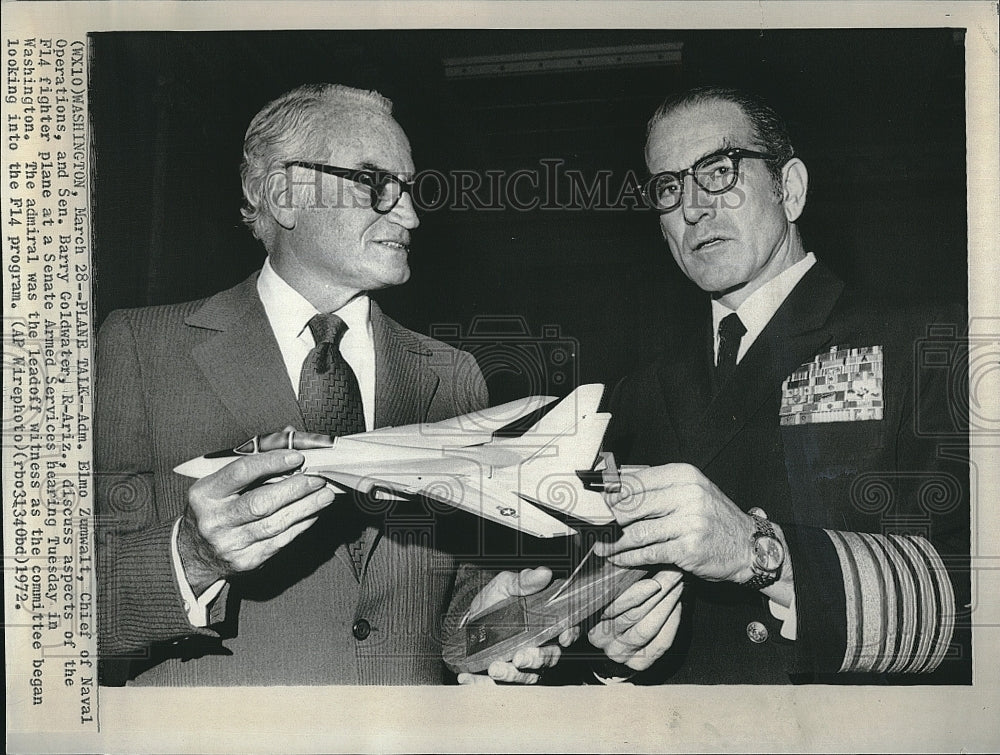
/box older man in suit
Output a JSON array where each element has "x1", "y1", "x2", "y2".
[
  {"x1": 96, "y1": 83, "x2": 506, "y2": 685},
  {"x1": 589, "y1": 87, "x2": 970, "y2": 684}
]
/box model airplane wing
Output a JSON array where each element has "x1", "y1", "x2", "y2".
[
  {"x1": 346, "y1": 393, "x2": 558, "y2": 449},
  {"x1": 314, "y1": 457, "x2": 576, "y2": 539}
]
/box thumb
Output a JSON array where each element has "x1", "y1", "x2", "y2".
[{"x1": 509, "y1": 566, "x2": 553, "y2": 597}]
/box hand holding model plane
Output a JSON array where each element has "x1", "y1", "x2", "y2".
[
  {"x1": 177, "y1": 448, "x2": 338, "y2": 595},
  {"x1": 175, "y1": 385, "x2": 684, "y2": 682}
]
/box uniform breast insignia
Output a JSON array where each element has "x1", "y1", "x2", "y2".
[{"x1": 779, "y1": 345, "x2": 883, "y2": 426}]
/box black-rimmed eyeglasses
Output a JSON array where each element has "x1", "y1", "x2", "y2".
[
  {"x1": 284, "y1": 160, "x2": 418, "y2": 215},
  {"x1": 643, "y1": 148, "x2": 780, "y2": 212}
]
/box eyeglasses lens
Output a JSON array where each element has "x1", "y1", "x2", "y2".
[
  {"x1": 648, "y1": 153, "x2": 739, "y2": 210},
  {"x1": 695, "y1": 154, "x2": 737, "y2": 193}
]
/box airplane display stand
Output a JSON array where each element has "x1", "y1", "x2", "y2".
[
  {"x1": 443, "y1": 551, "x2": 646, "y2": 675},
  {"x1": 442, "y1": 449, "x2": 650, "y2": 674}
]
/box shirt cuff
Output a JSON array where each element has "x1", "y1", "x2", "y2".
[
  {"x1": 768, "y1": 594, "x2": 797, "y2": 640},
  {"x1": 170, "y1": 518, "x2": 226, "y2": 627}
]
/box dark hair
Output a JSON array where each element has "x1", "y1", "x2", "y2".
[{"x1": 647, "y1": 86, "x2": 795, "y2": 187}]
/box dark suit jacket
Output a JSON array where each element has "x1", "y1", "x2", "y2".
[
  {"x1": 605, "y1": 262, "x2": 970, "y2": 684},
  {"x1": 96, "y1": 272, "x2": 489, "y2": 685}
]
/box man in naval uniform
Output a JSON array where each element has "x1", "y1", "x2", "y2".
[{"x1": 590, "y1": 87, "x2": 969, "y2": 684}]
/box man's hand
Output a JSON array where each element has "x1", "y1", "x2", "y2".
[
  {"x1": 588, "y1": 568, "x2": 683, "y2": 673},
  {"x1": 177, "y1": 450, "x2": 337, "y2": 594},
  {"x1": 594, "y1": 463, "x2": 754, "y2": 583},
  {"x1": 457, "y1": 567, "x2": 580, "y2": 685}
]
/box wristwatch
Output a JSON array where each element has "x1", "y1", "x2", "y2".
[{"x1": 742, "y1": 510, "x2": 784, "y2": 590}]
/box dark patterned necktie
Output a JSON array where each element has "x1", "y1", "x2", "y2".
[
  {"x1": 715, "y1": 312, "x2": 747, "y2": 389},
  {"x1": 298, "y1": 313, "x2": 369, "y2": 579},
  {"x1": 298, "y1": 313, "x2": 365, "y2": 438}
]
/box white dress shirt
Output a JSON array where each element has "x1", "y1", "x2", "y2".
[
  {"x1": 173, "y1": 258, "x2": 377, "y2": 626},
  {"x1": 711, "y1": 252, "x2": 816, "y2": 364},
  {"x1": 256, "y1": 258, "x2": 376, "y2": 430},
  {"x1": 709, "y1": 252, "x2": 816, "y2": 641}
]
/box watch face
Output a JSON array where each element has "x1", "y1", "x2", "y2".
[{"x1": 753, "y1": 536, "x2": 784, "y2": 572}]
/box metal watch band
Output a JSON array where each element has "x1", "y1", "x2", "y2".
[{"x1": 742, "y1": 513, "x2": 781, "y2": 589}]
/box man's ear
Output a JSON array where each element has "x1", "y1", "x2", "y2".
[
  {"x1": 780, "y1": 158, "x2": 808, "y2": 222},
  {"x1": 266, "y1": 169, "x2": 296, "y2": 231}
]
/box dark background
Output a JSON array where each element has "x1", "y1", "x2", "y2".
[{"x1": 90, "y1": 29, "x2": 967, "y2": 402}]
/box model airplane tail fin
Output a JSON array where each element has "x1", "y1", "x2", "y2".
[
  {"x1": 512, "y1": 384, "x2": 608, "y2": 469},
  {"x1": 515, "y1": 384, "x2": 605, "y2": 441},
  {"x1": 514, "y1": 409, "x2": 614, "y2": 525}
]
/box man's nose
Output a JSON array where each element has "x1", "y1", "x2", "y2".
[
  {"x1": 680, "y1": 175, "x2": 715, "y2": 225},
  {"x1": 388, "y1": 190, "x2": 420, "y2": 229}
]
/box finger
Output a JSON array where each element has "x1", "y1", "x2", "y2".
[
  {"x1": 488, "y1": 660, "x2": 539, "y2": 685},
  {"x1": 468, "y1": 566, "x2": 555, "y2": 619},
  {"x1": 600, "y1": 579, "x2": 663, "y2": 620},
  {"x1": 594, "y1": 519, "x2": 676, "y2": 558},
  {"x1": 595, "y1": 582, "x2": 669, "y2": 646},
  {"x1": 631, "y1": 463, "x2": 705, "y2": 490},
  {"x1": 612, "y1": 577, "x2": 682, "y2": 651},
  {"x1": 622, "y1": 595, "x2": 683, "y2": 671},
  {"x1": 590, "y1": 573, "x2": 682, "y2": 648},
  {"x1": 230, "y1": 473, "x2": 329, "y2": 526},
  {"x1": 511, "y1": 644, "x2": 562, "y2": 670},
  {"x1": 195, "y1": 450, "x2": 305, "y2": 502},
  {"x1": 240, "y1": 483, "x2": 337, "y2": 545},
  {"x1": 457, "y1": 672, "x2": 496, "y2": 686},
  {"x1": 467, "y1": 568, "x2": 531, "y2": 618},
  {"x1": 605, "y1": 543, "x2": 675, "y2": 569},
  {"x1": 626, "y1": 578, "x2": 683, "y2": 645},
  {"x1": 607, "y1": 482, "x2": 706, "y2": 527},
  {"x1": 558, "y1": 626, "x2": 581, "y2": 647},
  {"x1": 604, "y1": 463, "x2": 700, "y2": 504},
  {"x1": 511, "y1": 566, "x2": 554, "y2": 597},
  {"x1": 590, "y1": 582, "x2": 682, "y2": 667},
  {"x1": 227, "y1": 514, "x2": 322, "y2": 571}
]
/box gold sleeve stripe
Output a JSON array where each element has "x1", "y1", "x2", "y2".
[
  {"x1": 825, "y1": 530, "x2": 955, "y2": 674},
  {"x1": 871, "y1": 534, "x2": 918, "y2": 673},
  {"x1": 910, "y1": 534, "x2": 956, "y2": 673},
  {"x1": 891, "y1": 534, "x2": 937, "y2": 671},
  {"x1": 866, "y1": 534, "x2": 906, "y2": 673}
]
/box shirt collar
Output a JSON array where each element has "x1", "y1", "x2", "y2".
[
  {"x1": 712, "y1": 252, "x2": 816, "y2": 354},
  {"x1": 257, "y1": 257, "x2": 371, "y2": 346}
]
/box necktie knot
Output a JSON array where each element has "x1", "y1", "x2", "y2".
[
  {"x1": 308, "y1": 312, "x2": 348, "y2": 347},
  {"x1": 719, "y1": 312, "x2": 747, "y2": 341}
]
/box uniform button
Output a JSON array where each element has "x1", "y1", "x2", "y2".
[
  {"x1": 352, "y1": 619, "x2": 371, "y2": 641},
  {"x1": 747, "y1": 621, "x2": 769, "y2": 644}
]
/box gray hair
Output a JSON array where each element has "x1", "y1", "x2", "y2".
[
  {"x1": 647, "y1": 86, "x2": 794, "y2": 190},
  {"x1": 240, "y1": 83, "x2": 394, "y2": 247}
]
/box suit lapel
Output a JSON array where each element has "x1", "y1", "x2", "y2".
[
  {"x1": 188, "y1": 273, "x2": 303, "y2": 440},
  {"x1": 354, "y1": 302, "x2": 440, "y2": 578},
  {"x1": 687, "y1": 262, "x2": 846, "y2": 470},
  {"x1": 372, "y1": 302, "x2": 439, "y2": 428},
  {"x1": 655, "y1": 297, "x2": 715, "y2": 459}
]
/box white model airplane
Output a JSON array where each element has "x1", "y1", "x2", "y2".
[{"x1": 174, "y1": 384, "x2": 618, "y2": 538}]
